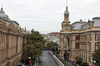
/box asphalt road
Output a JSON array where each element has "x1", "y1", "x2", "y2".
[{"x1": 38, "y1": 51, "x2": 60, "y2": 66}]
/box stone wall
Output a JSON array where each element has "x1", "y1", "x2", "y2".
[
  {"x1": 60, "y1": 27, "x2": 100, "y2": 65},
  {"x1": 0, "y1": 18, "x2": 26, "y2": 66}
]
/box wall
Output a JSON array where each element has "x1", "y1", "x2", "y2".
[{"x1": 0, "y1": 18, "x2": 26, "y2": 66}]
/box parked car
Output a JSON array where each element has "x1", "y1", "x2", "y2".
[{"x1": 38, "y1": 58, "x2": 42, "y2": 63}]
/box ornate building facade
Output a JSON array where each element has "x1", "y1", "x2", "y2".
[
  {"x1": 0, "y1": 8, "x2": 26, "y2": 66},
  {"x1": 47, "y1": 32, "x2": 60, "y2": 44},
  {"x1": 42, "y1": 32, "x2": 60, "y2": 47},
  {"x1": 60, "y1": 5, "x2": 100, "y2": 65}
]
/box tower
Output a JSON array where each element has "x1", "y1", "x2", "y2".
[{"x1": 61, "y1": 4, "x2": 70, "y2": 32}]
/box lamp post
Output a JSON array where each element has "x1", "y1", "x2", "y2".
[
  {"x1": 76, "y1": 53, "x2": 78, "y2": 56},
  {"x1": 68, "y1": 51, "x2": 69, "y2": 58},
  {"x1": 75, "y1": 53, "x2": 78, "y2": 62},
  {"x1": 36, "y1": 56, "x2": 38, "y2": 66},
  {"x1": 36, "y1": 53, "x2": 39, "y2": 66},
  {"x1": 76, "y1": 53, "x2": 78, "y2": 60},
  {"x1": 91, "y1": 58, "x2": 96, "y2": 66},
  {"x1": 28, "y1": 57, "x2": 32, "y2": 66},
  {"x1": 66, "y1": 52, "x2": 68, "y2": 61}
]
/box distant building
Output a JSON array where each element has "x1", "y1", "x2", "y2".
[
  {"x1": 47, "y1": 32, "x2": 60, "y2": 45},
  {"x1": 60, "y1": 5, "x2": 100, "y2": 65},
  {"x1": 42, "y1": 32, "x2": 60, "y2": 47},
  {"x1": 42, "y1": 34, "x2": 48, "y2": 47},
  {"x1": 0, "y1": 8, "x2": 26, "y2": 66}
]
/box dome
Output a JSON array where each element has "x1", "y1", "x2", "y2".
[
  {"x1": 0, "y1": 8, "x2": 19, "y2": 26},
  {"x1": 0, "y1": 8, "x2": 9, "y2": 19}
]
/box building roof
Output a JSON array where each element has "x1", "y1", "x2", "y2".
[
  {"x1": 71, "y1": 21, "x2": 87, "y2": 25},
  {"x1": 0, "y1": 8, "x2": 19, "y2": 26},
  {"x1": 92, "y1": 17, "x2": 100, "y2": 27},
  {"x1": 71, "y1": 21, "x2": 88, "y2": 30},
  {"x1": 93, "y1": 17, "x2": 100, "y2": 20}
]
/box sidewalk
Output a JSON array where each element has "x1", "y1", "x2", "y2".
[{"x1": 66, "y1": 59, "x2": 77, "y2": 66}]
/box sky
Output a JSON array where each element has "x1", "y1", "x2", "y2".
[{"x1": 1, "y1": 0, "x2": 100, "y2": 34}]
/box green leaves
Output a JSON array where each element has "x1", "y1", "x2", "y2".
[
  {"x1": 21, "y1": 29, "x2": 44, "y2": 64},
  {"x1": 93, "y1": 48, "x2": 100, "y2": 66},
  {"x1": 80, "y1": 62, "x2": 89, "y2": 66},
  {"x1": 76, "y1": 56, "x2": 83, "y2": 65},
  {"x1": 47, "y1": 41, "x2": 58, "y2": 51}
]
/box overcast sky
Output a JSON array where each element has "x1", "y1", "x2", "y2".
[{"x1": 1, "y1": 0, "x2": 100, "y2": 34}]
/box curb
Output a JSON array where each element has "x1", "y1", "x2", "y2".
[{"x1": 49, "y1": 51, "x2": 65, "y2": 66}]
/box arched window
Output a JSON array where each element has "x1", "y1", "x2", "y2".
[
  {"x1": 89, "y1": 56, "x2": 91, "y2": 62},
  {"x1": 66, "y1": 37, "x2": 69, "y2": 47},
  {"x1": 84, "y1": 54, "x2": 85, "y2": 59}
]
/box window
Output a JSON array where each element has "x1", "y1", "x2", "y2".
[
  {"x1": 84, "y1": 54, "x2": 85, "y2": 59},
  {"x1": 97, "y1": 45, "x2": 100, "y2": 49},
  {"x1": 89, "y1": 43, "x2": 91, "y2": 51},
  {"x1": 97, "y1": 34, "x2": 100, "y2": 40},
  {"x1": 89, "y1": 56, "x2": 91, "y2": 62},
  {"x1": 75, "y1": 42, "x2": 80, "y2": 49},
  {"x1": 76, "y1": 36, "x2": 80, "y2": 40},
  {"x1": 85, "y1": 35, "x2": 87, "y2": 40},
  {"x1": 83, "y1": 35, "x2": 84, "y2": 40}
]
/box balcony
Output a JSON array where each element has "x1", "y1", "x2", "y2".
[{"x1": 63, "y1": 47, "x2": 70, "y2": 50}]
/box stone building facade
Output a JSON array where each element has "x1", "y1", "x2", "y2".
[
  {"x1": 42, "y1": 32, "x2": 60, "y2": 47},
  {"x1": 47, "y1": 32, "x2": 60, "y2": 44},
  {"x1": 42, "y1": 34, "x2": 48, "y2": 47},
  {"x1": 0, "y1": 8, "x2": 26, "y2": 66},
  {"x1": 60, "y1": 5, "x2": 100, "y2": 65}
]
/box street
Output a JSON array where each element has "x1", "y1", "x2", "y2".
[{"x1": 38, "y1": 51, "x2": 60, "y2": 66}]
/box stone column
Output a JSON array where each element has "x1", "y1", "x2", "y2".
[
  {"x1": 91, "y1": 32, "x2": 95, "y2": 52},
  {"x1": 16, "y1": 36, "x2": 18, "y2": 53},
  {"x1": 87, "y1": 42, "x2": 89, "y2": 52}
]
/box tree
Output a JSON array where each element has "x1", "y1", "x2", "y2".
[
  {"x1": 47, "y1": 41, "x2": 58, "y2": 51},
  {"x1": 93, "y1": 48, "x2": 100, "y2": 66},
  {"x1": 21, "y1": 29, "x2": 45, "y2": 64},
  {"x1": 21, "y1": 44, "x2": 37, "y2": 64},
  {"x1": 76, "y1": 56, "x2": 82, "y2": 65},
  {"x1": 80, "y1": 62, "x2": 89, "y2": 66}
]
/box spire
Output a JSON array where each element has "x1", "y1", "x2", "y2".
[
  {"x1": 66, "y1": 0, "x2": 68, "y2": 7},
  {"x1": 0, "y1": 7, "x2": 5, "y2": 13},
  {"x1": 64, "y1": 0, "x2": 69, "y2": 15}
]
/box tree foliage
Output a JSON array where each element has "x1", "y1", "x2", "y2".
[
  {"x1": 93, "y1": 48, "x2": 100, "y2": 66},
  {"x1": 76, "y1": 56, "x2": 83, "y2": 65},
  {"x1": 80, "y1": 62, "x2": 89, "y2": 66},
  {"x1": 21, "y1": 29, "x2": 44, "y2": 64},
  {"x1": 47, "y1": 41, "x2": 58, "y2": 51}
]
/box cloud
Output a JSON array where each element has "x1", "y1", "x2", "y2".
[{"x1": 0, "y1": 0, "x2": 100, "y2": 34}]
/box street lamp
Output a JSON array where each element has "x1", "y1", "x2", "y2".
[
  {"x1": 36, "y1": 56, "x2": 38, "y2": 66},
  {"x1": 75, "y1": 53, "x2": 78, "y2": 62},
  {"x1": 91, "y1": 58, "x2": 96, "y2": 66},
  {"x1": 76, "y1": 53, "x2": 78, "y2": 56},
  {"x1": 29, "y1": 57, "x2": 31, "y2": 60},
  {"x1": 94, "y1": 61, "x2": 96, "y2": 63},
  {"x1": 67, "y1": 51, "x2": 69, "y2": 58},
  {"x1": 36, "y1": 53, "x2": 39, "y2": 66},
  {"x1": 28, "y1": 57, "x2": 32, "y2": 66}
]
